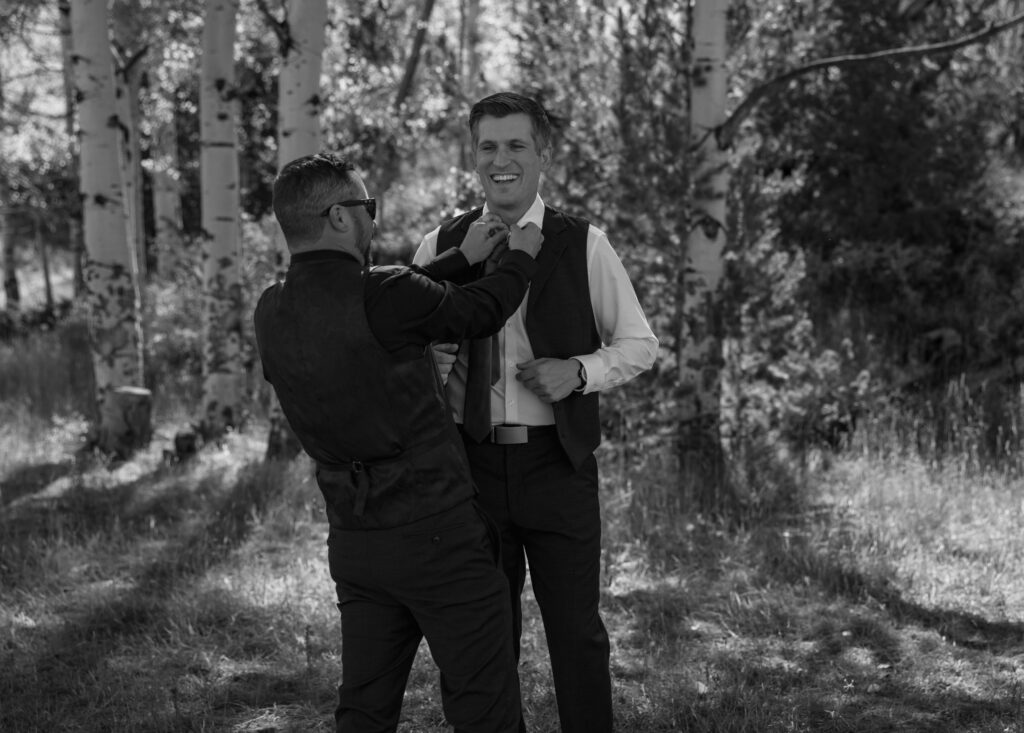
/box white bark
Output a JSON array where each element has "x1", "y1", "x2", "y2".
[
  {"x1": 681, "y1": 0, "x2": 729, "y2": 424},
  {"x1": 273, "y1": 0, "x2": 328, "y2": 270},
  {"x1": 461, "y1": 0, "x2": 482, "y2": 97},
  {"x1": 70, "y1": 0, "x2": 145, "y2": 432},
  {"x1": 458, "y1": 0, "x2": 482, "y2": 170},
  {"x1": 263, "y1": 0, "x2": 327, "y2": 459},
  {"x1": 200, "y1": 0, "x2": 244, "y2": 437},
  {"x1": 58, "y1": 0, "x2": 85, "y2": 295},
  {"x1": 115, "y1": 55, "x2": 147, "y2": 281},
  {"x1": 679, "y1": 0, "x2": 730, "y2": 507}
]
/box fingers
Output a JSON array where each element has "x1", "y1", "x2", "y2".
[
  {"x1": 460, "y1": 215, "x2": 509, "y2": 265},
  {"x1": 486, "y1": 223, "x2": 509, "y2": 240},
  {"x1": 477, "y1": 213, "x2": 507, "y2": 236},
  {"x1": 514, "y1": 358, "x2": 575, "y2": 403},
  {"x1": 432, "y1": 344, "x2": 458, "y2": 365},
  {"x1": 431, "y1": 342, "x2": 458, "y2": 384},
  {"x1": 485, "y1": 227, "x2": 510, "y2": 247},
  {"x1": 508, "y1": 222, "x2": 544, "y2": 256}
]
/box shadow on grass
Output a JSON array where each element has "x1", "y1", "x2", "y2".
[
  {"x1": 136, "y1": 461, "x2": 290, "y2": 587},
  {"x1": 0, "y1": 457, "x2": 333, "y2": 732},
  {"x1": 753, "y1": 519, "x2": 1024, "y2": 654},
  {"x1": 0, "y1": 461, "x2": 77, "y2": 506},
  {"x1": 1, "y1": 456, "x2": 289, "y2": 577},
  {"x1": 601, "y1": 455, "x2": 1024, "y2": 733},
  {"x1": 604, "y1": 568, "x2": 1024, "y2": 733}
]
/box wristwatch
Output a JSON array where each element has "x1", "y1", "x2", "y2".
[{"x1": 574, "y1": 360, "x2": 587, "y2": 393}]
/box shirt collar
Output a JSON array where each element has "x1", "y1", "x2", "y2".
[
  {"x1": 289, "y1": 249, "x2": 360, "y2": 265},
  {"x1": 482, "y1": 194, "x2": 545, "y2": 229}
]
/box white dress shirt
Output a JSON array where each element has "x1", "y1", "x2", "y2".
[{"x1": 413, "y1": 195, "x2": 659, "y2": 427}]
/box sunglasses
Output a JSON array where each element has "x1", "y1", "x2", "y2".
[{"x1": 320, "y1": 197, "x2": 376, "y2": 220}]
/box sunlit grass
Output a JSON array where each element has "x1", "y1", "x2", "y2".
[{"x1": 814, "y1": 453, "x2": 1024, "y2": 621}]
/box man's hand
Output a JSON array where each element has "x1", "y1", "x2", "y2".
[
  {"x1": 507, "y1": 222, "x2": 543, "y2": 259},
  {"x1": 432, "y1": 342, "x2": 459, "y2": 385},
  {"x1": 515, "y1": 358, "x2": 581, "y2": 403},
  {"x1": 459, "y1": 213, "x2": 509, "y2": 265}
]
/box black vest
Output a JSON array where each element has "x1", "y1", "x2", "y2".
[
  {"x1": 254, "y1": 257, "x2": 475, "y2": 529},
  {"x1": 436, "y1": 206, "x2": 602, "y2": 469}
]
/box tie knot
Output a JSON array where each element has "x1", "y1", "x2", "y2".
[{"x1": 484, "y1": 239, "x2": 508, "y2": 273}]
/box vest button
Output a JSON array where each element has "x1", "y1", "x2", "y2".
[{"x1": 431, "y1": 536, "x2": 440, "y2": 544}]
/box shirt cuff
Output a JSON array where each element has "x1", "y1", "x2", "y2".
[{"x1": 573, "y1": 353, "x2": 602, "y2": 394}]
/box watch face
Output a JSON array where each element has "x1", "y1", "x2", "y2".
[{"x1": 574, "y1": 362, "x2": 587, "y2": 393}]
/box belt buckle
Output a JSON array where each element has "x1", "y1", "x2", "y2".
[{"x1": 491, "y1": 425, "x2": 528, "y2": 445}]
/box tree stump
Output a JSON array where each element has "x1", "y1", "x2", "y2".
[{"x1": 97, "y1": 386, "x2": 152, "y2": 459}]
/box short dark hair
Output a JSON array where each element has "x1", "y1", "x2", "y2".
[
  {"x1": 273, "y1": 153, "x2": 360, "y2": 244},
  {"x1": 469, "y1": 92, "x2": 554, "y2": 152}
]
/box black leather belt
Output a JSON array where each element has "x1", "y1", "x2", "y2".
[{"x1": 464, "y1": 424, "x2": 557, "y2": 445}]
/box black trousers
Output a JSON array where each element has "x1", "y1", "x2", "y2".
[
  {"x1": 327, "y1": 500, "x2": 521, "y2": 733},
  {"x1": 461, "y1": 428, "x2": 613, "y2": 733}
]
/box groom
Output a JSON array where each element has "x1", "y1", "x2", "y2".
[{"x1": 415, "y1": 92, "x2": 659, "y2": 732}]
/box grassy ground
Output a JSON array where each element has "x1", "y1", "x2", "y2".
[
  {"x1": 2, "y1": 331, "x2": 1024, "y2": 731},
  {"x1": 2, "y1": 414, "x2": 1023, "y2": 732}
]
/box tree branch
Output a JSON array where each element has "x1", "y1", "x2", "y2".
[
  {"x1": 394, "y1": 0, "x2": 437, "y2": 112},
  {"x1": 898, "y1": 0, "x2": 936, "y2": 18},
  {"x1": 710, "y1": 10, "x2": 1024, "y2": 151},
  {"x1": 254, "y1": 0, "x2": 290, "y2": 53},
  {"x1": 110, "y1": 40, "x2": 149, "y2": 77}
]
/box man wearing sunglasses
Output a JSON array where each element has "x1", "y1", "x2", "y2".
[{"x1": 253, "y1": 152, "x2": 544, "y2": 733}]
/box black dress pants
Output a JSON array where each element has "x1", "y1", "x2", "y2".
[
  {"x1": 461, "y1": 428, "x2": 613, "y2": 733},
  {"x1": 327, "y1": 500, "x2": 521, "y2": 733}
]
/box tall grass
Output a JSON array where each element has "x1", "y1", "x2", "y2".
[{"x1": 0, "y1": 317, "x2": 95, "y2": 421}]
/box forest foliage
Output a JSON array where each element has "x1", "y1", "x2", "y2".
[{"x1": 1, "y1": 0, "x2": 1023, "y2": 496}]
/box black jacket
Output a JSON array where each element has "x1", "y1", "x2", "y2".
[{"x1": 254, "y1": 247, "x2": 537, "y2": 528}]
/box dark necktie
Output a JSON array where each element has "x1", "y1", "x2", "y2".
[{"x1": 462, "y1": 242, "x2": 507, "y2": 442}]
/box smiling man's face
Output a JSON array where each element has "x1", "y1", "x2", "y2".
[{"x1": 472, "y1": 113, "x2": 550, "y2": 223}]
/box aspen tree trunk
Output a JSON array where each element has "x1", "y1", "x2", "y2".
[
  {"x1": 0, "y1": 221, "x2": 15, "y2": 318},
  {"x1": 0, "y1": 179, "x2": 18, "y2": 319},
  {"x1": 272, "y1": 0, "x2": 327, "y2": 270},
  {"x1": 115, "y1": 52, "x2": 147, "y2": 281},
  {"x1": 200, "y1": 0, "x2": 244, "y2": 439},
  {"x1": 370, "y1": 0, "x2": 435, "y2": 204},
  {"x1": 394, "y1": 0, "x2": 436, "y2": 113},
  {"x1": 150, "y1": 41, "x2": 185, "y2": 280},
  {"x1": 35, "y1": 211, "x2": 54, "y2": 315},
  {"x1": 266, "y1": 0, "x2": 326, "y2": 460},
  {"x1": 0, "y1": 67, "x2": 17, "y2": 319},
  {"x1": 58, "y1": 0, "x2": 85, "y2": 296},
  {"x1": 681, "y1": 0, "x2": 730, "y2": 511},
  {"x1": 152, "y1": 117, "x2": 183, "y2": 278},
  {"x1": 458, "y1": 0, "x2": 482, "y2": 170},
  {"x1": 70, "y1": 0, "x2": 149, "y2": 456},
  {"x1": 461, "y1": 0, "x2": 482, "y2": 96},
  {"x1": 0, "y1": 246, "x2": 16, "y2": 318}
]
